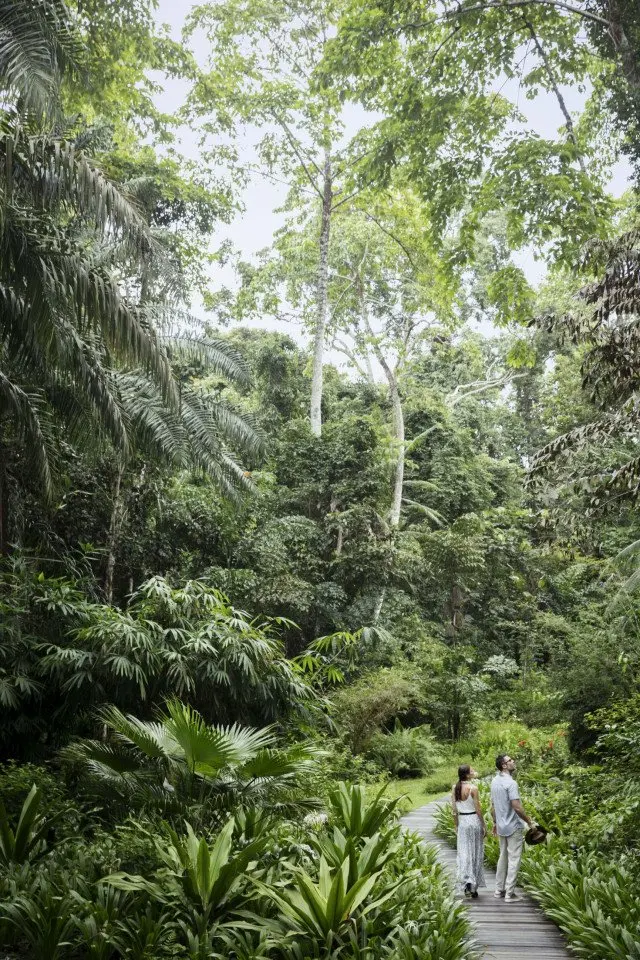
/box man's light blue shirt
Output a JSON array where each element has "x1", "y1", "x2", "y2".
[{"x1": 490, "y1": 772, "x2": 526, "y2": 837}]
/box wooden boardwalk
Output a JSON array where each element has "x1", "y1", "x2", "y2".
[{"x1": 402, "y1": 800, "x2": 570, "y2": 960}]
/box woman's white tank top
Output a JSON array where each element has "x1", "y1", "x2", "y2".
[{"x1": 455, "y1": 791, "x2": 477, "y2": 813}]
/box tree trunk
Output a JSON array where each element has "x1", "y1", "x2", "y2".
[
  {"x1": 387, "y1": 378, "x2": 405, "y2": 528},
  {"x1": 310, "y1": 153, "x2": 332, "y2": 437},
  {"x1": 608, "y1": 0, "x2": 640, "y2": 93},
  {"x1": 330, "y1": 495, "x2": 343, "y2": 555},
  {"x1": 372, "y1": 587, "x2": 386, "y2": 623},
  {"x1": 359, "y1": 292, "x2": 405, "y2": 623},
  {"x1": 359, "y1": 292, "x2": 405, "y2": 528},
  {"x1": 104, "y1": 460, "x2": 126, "y2": 605}
]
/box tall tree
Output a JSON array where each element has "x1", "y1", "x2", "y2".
[
  {"x1": 186, "y1": 0, "x2": 374, "y2": 436},
  {"x1": 0, "y1": 0, "x2": 260, "y2": 561}
]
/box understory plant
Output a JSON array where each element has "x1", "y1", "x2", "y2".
[
  {"x1": 66, "y1": 698, "x2": 321, "y2": 821},
  {"x1": 0, "y1": 780, "x2": 474, "y2": 960},
  {"x1": 366, "y1": 723, "x2": 442, "y2": 777}
]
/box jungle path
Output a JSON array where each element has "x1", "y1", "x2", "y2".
[{"x1": 401, "y1": 799, "x2": 570, "y2": 960}]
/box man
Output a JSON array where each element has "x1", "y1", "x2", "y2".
[{"x1": 490, "y1": 753, "x2": 534, "y2": 903}]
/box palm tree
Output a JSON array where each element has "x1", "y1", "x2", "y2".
[
  {"x1": 0, "y1": 0, "x2": 262, "y2": 556},
  {"x1": 67, "y1": 699, "x2": 321, "y2": 816}
]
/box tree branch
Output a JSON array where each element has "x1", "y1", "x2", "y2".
[
  {"x1": 364, "y1": 213, "x2": 418, "y2": 270},
  {"x1": 331, "y1": 337, "x2": 373, "y2": 381},
  {"x1": 332, "y1": 184, "x2": 370, "y2": 211},
  {"x1": 446, "y1": 371, "x2": 526, "y2": 405},
  {"x1": 520, "y1": 13, "x2": 588, "y2": 174},
  {"x1": 271, "y1": 110, "x2": 325, "y2": 199},
  {"x1": 436, "y1": 0, "x2": 610, "y2": 27}
]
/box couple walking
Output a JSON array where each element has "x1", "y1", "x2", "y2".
[{"x1": 450, "y1": 753, "x2": 535, "y2": 901}]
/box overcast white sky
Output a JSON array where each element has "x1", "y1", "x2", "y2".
[{"x1": 150, "y1": 0, "x2": 632, "y2": 354}]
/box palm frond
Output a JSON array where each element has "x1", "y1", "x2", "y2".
[
  {"x1": 0, "y1": 0, "x2": 80, "y2": 115},
  {"x1": 98, "y1": 705, "x2": 169, "y2": 760},
  {"x1": 401, "y1": 498, "x2": 446, "y2": 527},
  {"x1": 159, "y1": 329, "x2": 251, "y2": 387},
  {"x1": 163, "y1": 699, "x2": 275, "y2": 773},
  {"x1": 0, "y1": 372, "x2": 53, "y2": 497}
]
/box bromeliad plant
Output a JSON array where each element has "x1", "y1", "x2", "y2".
[
  {"x1": 327, "y1": 782, "x2": 400, "y2": 839},
  {"x1": 0, "y1": 785, "x2": 65, "y2": 866},
  {"x1": 105, "y1": 816, "x2": 265, "y2": 954},
  {"x1": 255, "y1": 854, "x2": 400, "y2": 951},
  {"x1": 313, "y1": 828, "x2": 401, "y2": 889}
]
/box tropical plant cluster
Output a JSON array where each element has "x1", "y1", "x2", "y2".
[
  {"x1": 0, "y1": 765, "x2": 474, "y2": 960},
  {"x1": 3, "y1": 0, "x2": 640, "y2": 956}
]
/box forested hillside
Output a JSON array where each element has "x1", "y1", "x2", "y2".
[{"x1": 1, "y1": 0, "x2": 640, "y2": 957}]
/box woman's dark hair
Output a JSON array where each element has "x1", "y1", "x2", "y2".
[{"x1": 454, "y1": 764, "x2": 472, "y2": 801}]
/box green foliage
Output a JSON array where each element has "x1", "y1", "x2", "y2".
[
  {"x1": 106, "y1": 817, "x2": 264, "y2": 925},
  {"x1": 524, "y1": 853, "x2": 640, "y2": 960},
  {"x1": 256, "y1": 855, "x2": 392, "y2": 948},
  {"x1": 589, "y1": 693, "x2": 640, "y2": 770},
  {"x1": 0, "y1": 785, "x2": 63, "y2": 867},
  {"x1": 1, "y1": 875, "x2": 78, "y2": 960},
  {"x1": 367, "y1": 724, "x2": 442, "y2": 778},
  {"x1": 0, "y1": 570, "x2": 317, "y2": 753},
  {"x1": 4, "y1": 4, "x2": 640, "y2": 958},
  {"x1": 68, "y1": 698, "x2": 321, "y2": 819},
  {"x1": 330, "y1": 668, "x2": 425, "y2": 754},
  {"x1": 326, "y1": 782, "x2": 400, "y2": 840}
]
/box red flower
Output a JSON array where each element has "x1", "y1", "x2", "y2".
[{"x1": 547, "y1": 740, "x2": 554, "y2": 749}]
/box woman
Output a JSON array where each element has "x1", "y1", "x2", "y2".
[{"x1": 451, "y1": 763, "x2": 487, "y2": 898}]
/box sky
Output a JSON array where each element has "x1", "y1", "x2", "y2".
[{"x1": 150, "y1": 0, "x2": 632, "y2": 355}]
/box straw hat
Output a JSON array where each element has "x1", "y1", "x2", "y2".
[{"x1": 525, "y1": 824, "x2": 548, "y2": 845}]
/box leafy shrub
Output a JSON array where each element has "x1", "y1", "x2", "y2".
[
  {"x1": 367, "y1": 724, "x2": 442, "y2": 777},
  {"x1": 0, "y1": 762, "x2": 80, "y2": 827},
  {"x1": 523, "y1": 852, "x2": 640, "y2": 960},
  {"x1": 1, "y1": 873, "x2": 78, "y2": 960},
  {"x1": 455, "y1": 720, "x2": 568, "y2": 773},
  {"x1": 1, "y1": 572, "x2": 319, "y2": 756},
  {"x1": 589, "y1": 692, "x2": 640, "y2": 771},
  {"x1": 331, "y1": 667, "x2": 426, "y2": 753},
  {"x1": 0, "y1": 785, "x2": 65, "y2": 867}
]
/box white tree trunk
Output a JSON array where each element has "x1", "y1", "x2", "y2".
[
  {"x1": 387, "y1": 377, "x2": 405, "y2": 528},
  {"x1": 360, "y1": 294, "x2": 405, "y2": 528},
  {"x1": 359, "y1": 293, "x2": 405, "y2": 623},
  {"x1": 310, "y1": 153, "x2": 332, "y2": 437},
  {"x1": 105, "y1": 459, "x2": 126, "y2": 604}
]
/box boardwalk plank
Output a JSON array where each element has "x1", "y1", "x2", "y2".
[{"x1": 401, "y1": 799, "x2": 571, "y2": 960}]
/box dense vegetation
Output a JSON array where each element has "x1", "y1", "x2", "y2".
[{"x1": 1, "y1": 0, "x2": 640, "y2": 956}]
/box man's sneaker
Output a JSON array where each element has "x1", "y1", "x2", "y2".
[
  {"x1": 493, "y1": 890, "x2": 505, "y2": 899},
  {"x1": 504, "y1": 894, "x2": 523, "y2": 902}
]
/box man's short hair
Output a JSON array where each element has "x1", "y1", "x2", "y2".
[{"x1": 496, "y1": 754, "x2": 509, "y2": 771}]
